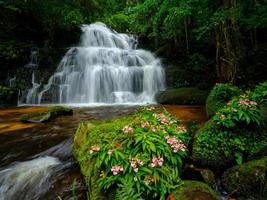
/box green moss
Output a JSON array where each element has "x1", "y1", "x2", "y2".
[
  {"x1": 206, "y1": 84, "x2": 242, "y2": 118},
  {"x1": 20, "y1": 112, "x2": 52, "y2": 123},
  {"x1": 223, "y1": 157, "x2": 267, "y2": 199},
  {"x1": 156, "y1": 87, "x2": 209, "y2": 105},
  {"x1": 192, "y1": 120, "x2": 267, "y2": 170},
  {"x1": 172, "y1": 180, "x2": 220, "y2": 200}
]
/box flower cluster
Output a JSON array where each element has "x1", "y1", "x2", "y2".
[
  {"x1": 165, "y1": 136, "x2": 187, "y2": 153},
  {"x1": 152, "y1": 113, "x2": 170, "y2": 125},
  {"x1": 151, "y1": 156, "x2": 164, "y2": 167},
  {"x1": 111, "y1": 165, "x2": 124, "y2": 175},
  {"x1": 129, "y1": 157, "x2": 143, "y2": 172},
  {"x1": 141, "y1": 121, "x2": 150, "y2": 128},
  {"x1": 108, "y1": 149, "x2": 113, "y2": 155},
  {"x1": 238, "y1": 97, "x2": 258, "y2": 108},
  {"x1": 122, "y1": 125, "x2": 134, "y2": 134},
  {"x1": 144, "y1": 176, "x2": 154, "y2": 186},
  {"x1": 145, "y1": 106, "x2": 156, "y2": 111},
  {"x1": 89, "y1": 145, "x2": 101, "y2": 154},
  {"x1": 176, "y1": 125, "x2": 187, "y2": 133}
]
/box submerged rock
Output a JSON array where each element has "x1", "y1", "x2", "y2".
[
  {"x1": 223, "y1": 156, "x2": 267, "y2": 199},
  {"x1": 20, "y1": 106, "x2": 73, "y2": 123},
  {"x1": 156, "y1": 87, "x2": 209, "y2": 105},
  {"x1": 20, "y1": 112, "x2": 52, "y2": 123},
  {"x1": 171, "y1": 180, "x2": 220, "y2": 200}
]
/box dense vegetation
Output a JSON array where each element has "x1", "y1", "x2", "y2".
[{"x1": 1, "y1": 0, "x2": 266, "y2": 89}]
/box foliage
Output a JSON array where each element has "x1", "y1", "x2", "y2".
[
  {"x1": 74, "y1": 107, "x2": 190, "y2": 200},
  {"x1": 206, "y1": 84, "x2": 242, "y2": 118}
]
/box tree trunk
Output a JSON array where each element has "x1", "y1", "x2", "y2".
[{"x1": 215, "y1": 0, "x2": 243, "y2": 84}]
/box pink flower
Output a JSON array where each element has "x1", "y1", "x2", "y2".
[
  {"x1": 89, "y1": 145, "x2": 101, "y2": 154},
  {"x1": 122, "y1": 125, "x2": 134, "y2": 134},
  {"x1": 165, "y1": 135, "x2": 187, "y2": 153},
  {"x1": 157, "y1": 157, "x2": 164, "y2": 166},
  {"x1": 141, "y1": 121, "x2": 150, "y2": 128},
  {"x1": 137, "y1": 159, "x2": 143, "y2": 166},
  {"x1": 129, "y1": 158, "x2": 143, "y2": 172},
  {"x1": 111, "y1": 165, "x2": 123, "y2": 175},
  {"x1": 99, "y1": 170, "x2": 104, "y2": 177},
  {"x1": 150, "y1": 156, "x2": 164, "y2": 167},
  {"x1": 176, "y1": 125, "x2": 187, "y2": 133},
  {"x1": 108, "y1": 149, "x2": 113, "y2": 155},
  {"x1": 134, "y1": 167, "x2": 139, "y2": 172}
]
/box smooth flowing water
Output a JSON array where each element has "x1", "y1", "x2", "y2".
[{"x1": 23, "y1": 23, "x2": 165, "y2": 105}]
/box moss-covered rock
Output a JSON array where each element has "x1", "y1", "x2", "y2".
[
  {"x1": 73, "y1": 108, "x2": 191, "y2": 199},
  {"x1": 48, "y1": 105, "x2": 73, "y2": 117},
  {"x1": 206, "y1": 84, "x2": 242, "y2": 118},
  {"x1": 200, "y1": 169, "x2": 216, "y2": 189},
  {"x1": 20, "y1": 106, "x2": 73, "y2": 123},
  {"x1": 192, "y1": 120, "x2": 267, "y2": 170},
  {"x1": 172, "y1": 180, "x2": 220, "y2": 200},
  {"x1": 223, "y1": 157, "x2": 267, "y2": 199},
  {"x1": 156, "y1": 87, "x2": 209, "y2": 105},
  {"x1": 20, "y1": 112, "x2": 52, "y2": 123}
]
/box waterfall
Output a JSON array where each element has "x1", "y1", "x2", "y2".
[{"x1": 24, "y1": 22, "x2": 165, "y2": 105}]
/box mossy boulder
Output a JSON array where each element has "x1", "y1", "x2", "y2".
[
  {"x1": 156, "y1": 87, "x2": 209, "y2": 105},
  {"x1": 172, "y1": 180, "x2": 220, "y2": 200},
  {"x1": 73, "y1": 108, "x2": 190, "y2": 199},
  {"x1": 48, "y1": 106, "x2": 73, "y2": 117},
  {"x1": 192, "y1": 120, "x2": 267, "y2": 170},
  {"x1": 223, "y1": 157, "x2": 267, "y2": 199},
  {"x1": 20, "y1": 106, "x2": 73, "y2": 123},
  {"x1": 20, "y1": 112, "x2": 52, "y2": 123},
  {"x1": 206, "y1": 84, "x2": 242, "y2": 118}
]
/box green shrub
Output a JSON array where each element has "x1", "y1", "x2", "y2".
[
  {"x1": 73, "y1": 107, "x2": 190, "y2": 200},
  {"x1": 156, "y1": 87, "x2": 209, "y2": 105},
  {"x1": 206, "y1": 84, "x2": 242, "y2": 118}
]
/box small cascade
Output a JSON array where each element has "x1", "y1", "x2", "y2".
[
  {"x1": 23, "y1": 50, "x2": 40, "y2": 104},
  {"x1": 9, "y1": 76, "x2": 16, "y2": 87},
  {"x1": 22, "y1": 22, "x2": 165, "y2": 105},
  {"x1": 0, "y1": 156, "x2": 61, "y2": 200}
]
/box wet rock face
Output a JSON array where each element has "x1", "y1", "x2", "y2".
[
  {"x1": 222, "y1": 156, "x2": 267, "y2": 199},
  {"x1": 171, "y1": 180, "x2": 220, "y2": 200}
]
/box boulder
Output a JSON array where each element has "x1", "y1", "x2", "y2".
[
  {"x1": 223, "y1": 156, "x2": 267, "y2": 199},
  {"x1": 156, "y1": 87, "x2": 209, "y2": 105},
  {"x1": 171, "y1": 180, "x2": 220, "y2": 200}
]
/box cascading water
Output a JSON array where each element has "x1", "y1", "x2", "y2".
[{"x1": 23, "y1": 22, "x2": 165, "y2": 105}]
